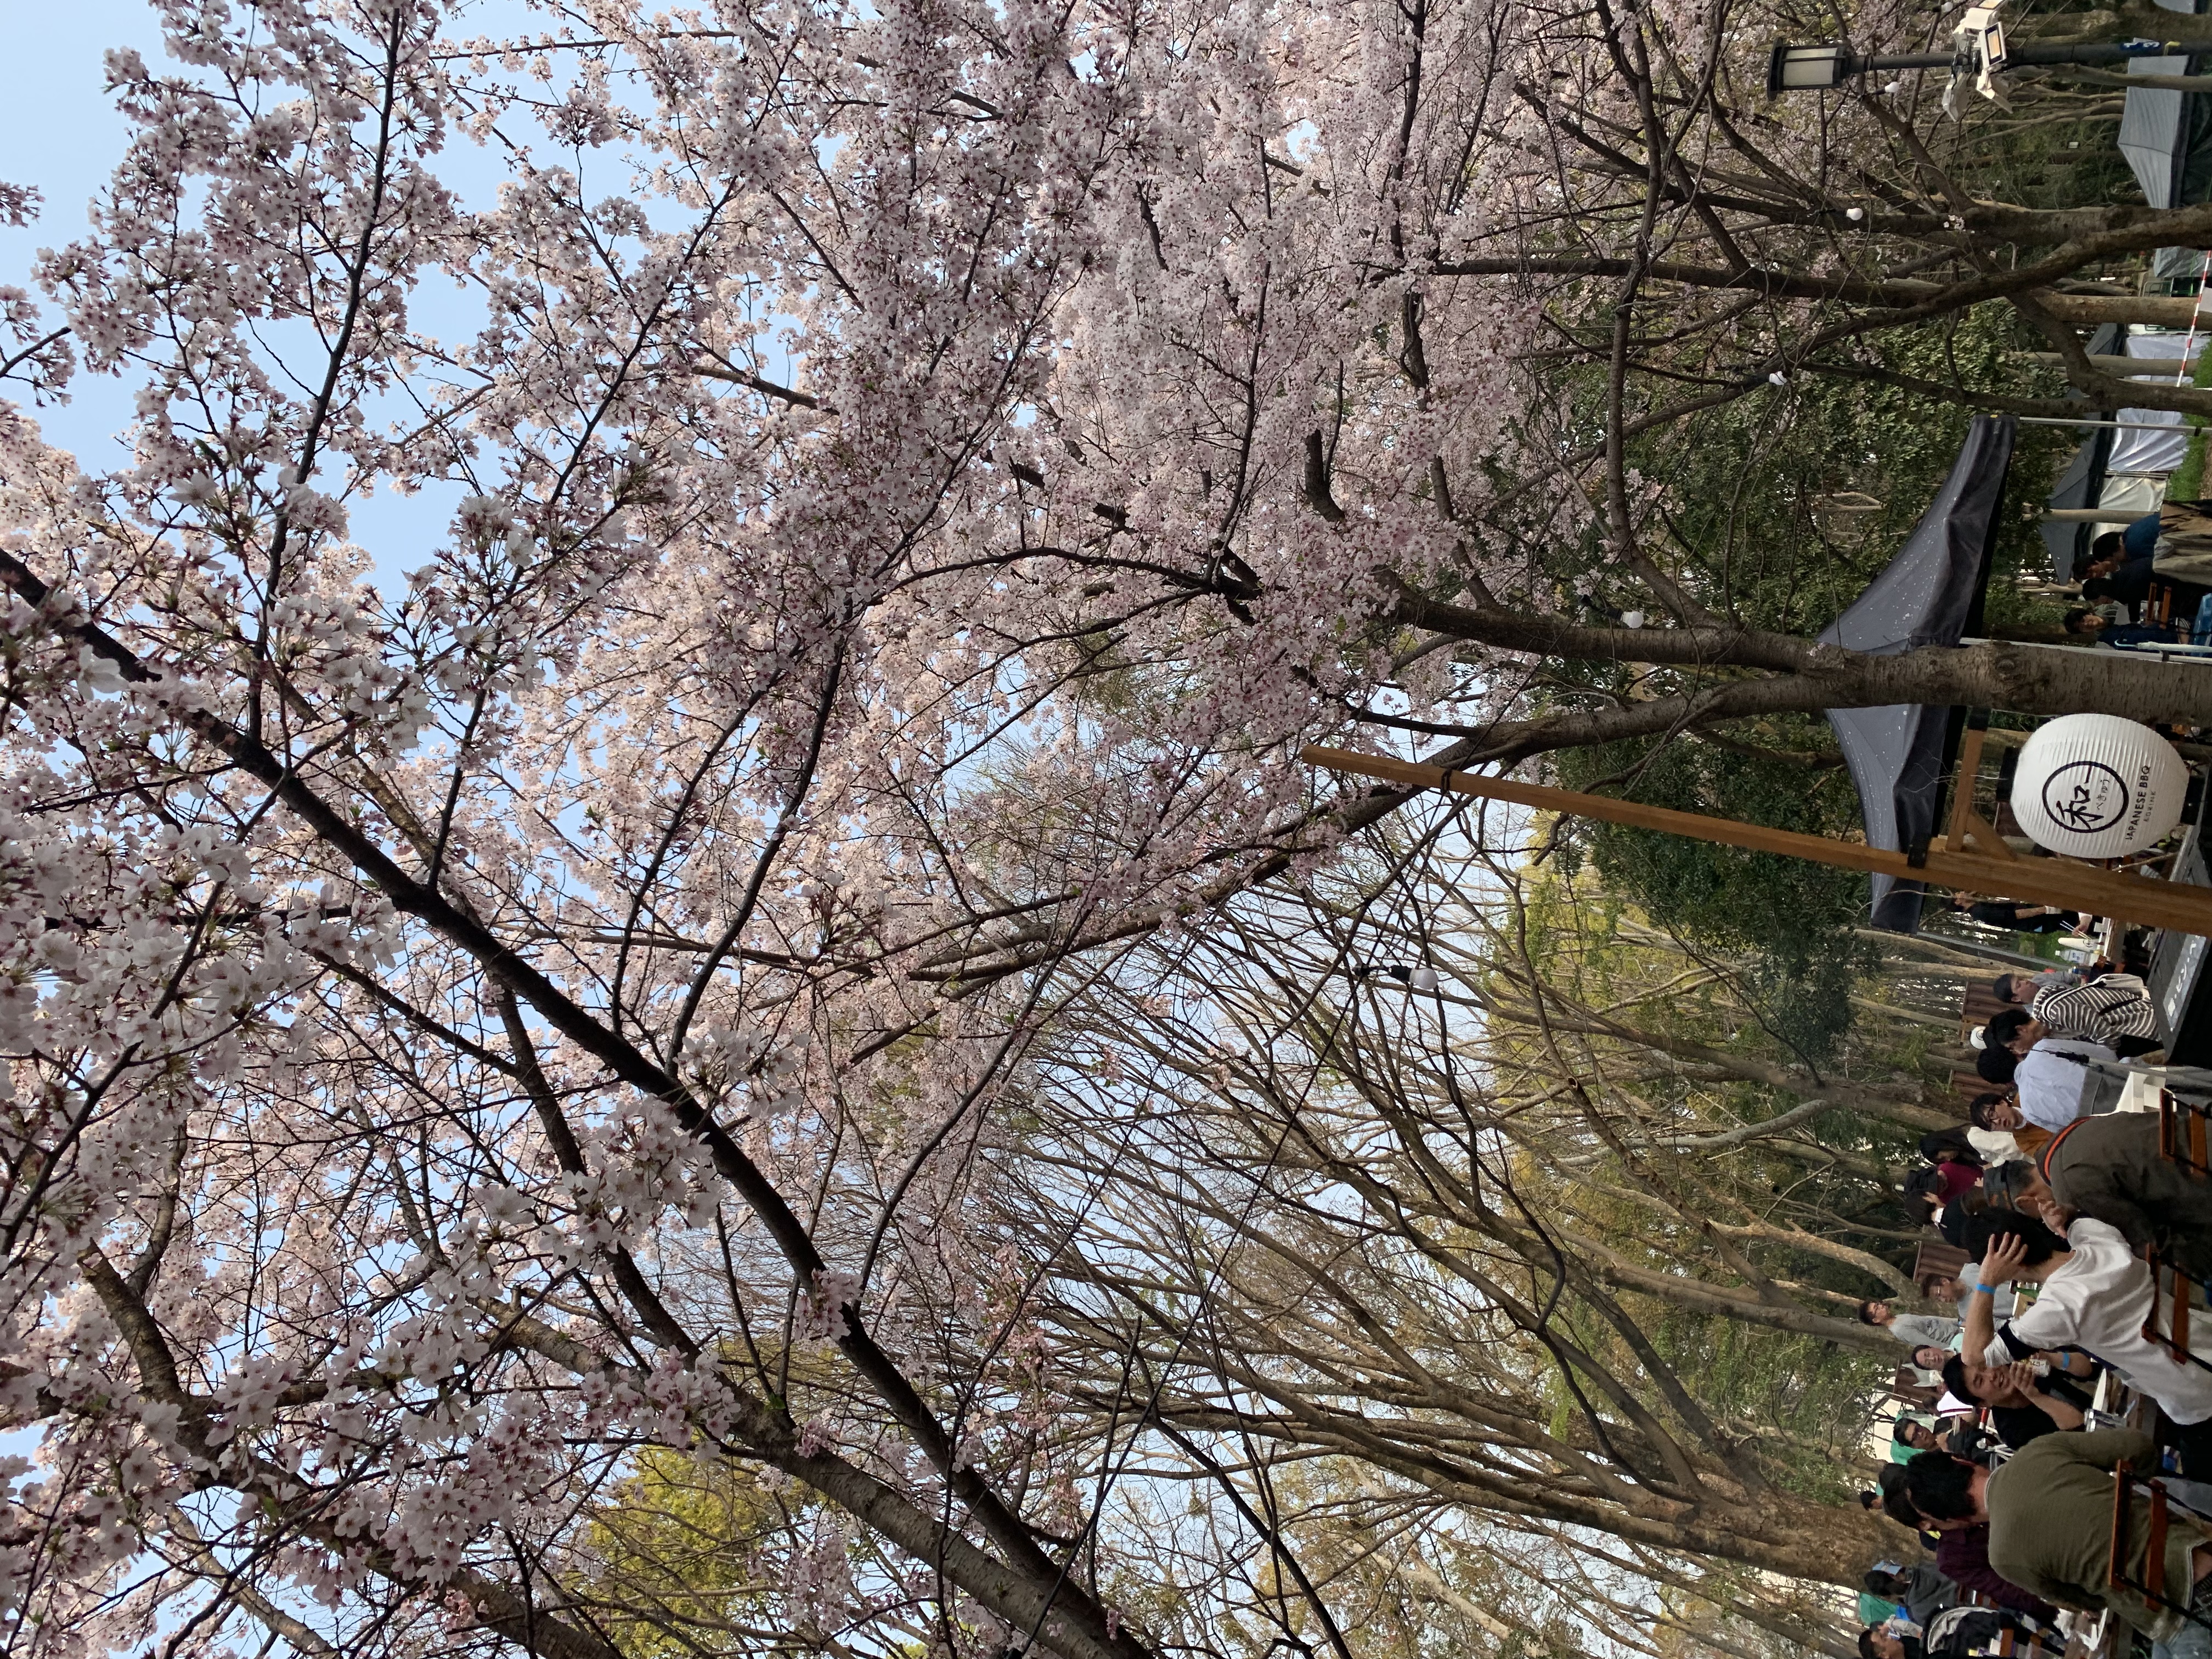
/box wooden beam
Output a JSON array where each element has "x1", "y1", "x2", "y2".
[
  {"x1": 1945, "y1": 726, "x2": 1990, "y2": 851},
  {"x1": 1957, "y1": 810, "x2": 2019, "y2": 862},
  {"x1": 1302, "y1": 746, "x2": 2212, "y2": 936},
  {"x1": 1940, "y1": 726, "x2": 2018, "y2": 862}
]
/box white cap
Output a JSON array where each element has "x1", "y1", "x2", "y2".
[{"x1": 1968, "y1": 1025, "x2": 1988, "y2": 1051}]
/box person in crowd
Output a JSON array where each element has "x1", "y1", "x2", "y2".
[
  {"x1": 1861, "y1": 1300, "x2": 1963, "y2": 1350},
  {"x1": 2082, "y1": 531, "x2": 2153, "y2": 579},
  {"x1": 2063, "y1": 607, "x2": 2186, "y2": 647},
  {"x1": 1922, "y1": 1274, "x2": 1967, "y2": 1306},
  {"x1": 1863, "y1": 1605, "x2": 2050, "y2": 1659},
  {"x1": 1950, "y1": 894, "x2": 2084, "y2": 933},
  {"x1": 1974, "y1": 1034, "x2": 2020, "y2": 1081},
  {"x1": 1928, "y1": 1159, "x2": 1982, "y2": 1212},
  {"x1": 1937, "y1": 1353, "x2": 2089, "y2": 1451},
  {"x1": 1977, "y1": 1011, "x2": 2121, "y2": 1130},
  {"x1": 1872, "y1": 1462, "x2": 1922, "y2": 1525},
  {"x1": 1886, "y1": 1458, "x2": 2056, "y2": 1621},
  {"x1": 1904, "y1": 1167, "x2": 1970, "y2": 1232},
  {"x1": 1968, "y1": 1094, "x2": 2051, "y2": 1166},
  {"x1": 2101, "y1": 519, "x2": 2163, "y2": 568},
  {"x1": 1909, "y1": 1344, "x2": 1959, "y2": 1385},
  {"x1": 1922, "y1": 1126, "x2": 1985, "y2": 1166},
  {"x1": 1909, "y1": 1436, "x2": 2212, "y2": 1653},
  {"x1": 1961, "y1": 1210, "x2": 2212, "y2": 1467},
  {"x1": 1934, "y1": 1200, "x2": 1978, "y2": 1252},
  {"x1": 1894, "y1": 1415, "x2": 1944, "y2": 1462},
  {"x1": 1861, "y1": 1556, "x2": 1949, "y2": 1628},
  {"x1": 2087, "y1": 524, "x2": 2211, "y2": 618},
  {"x1": 1857, "y1": 1623, "x2": 1917, "y2": 1659},
  {"x1": 1983, "y1": 1124, "x2": 2212, "y2": 1280},
  {"x1": 1920, "y1": 1159, "x2": 1983, "y2": 1210},
  {"x1": 2084, "y1": 568, "x2": 2156, "y2": 613},
  {"x1": 1961, "y1": 1108, "x2": 2025, "y2": 1164},
  {"x1": 1974, "y1": 1062, "x2": 2021, "y2": 1120},
  {"x1": 1933, "y1": 1418, "x2": 2004, "y2": 1464},
  {"x1": 2017, "y1": 974, "x2": 2163, "y2": 1059},
  {"x1": 1996, "y1": 971, "x2": 2076, "y2": 1008},
  {"x1": 1858, "y1": 1590, "x2": 1900, "y2": 1630}
]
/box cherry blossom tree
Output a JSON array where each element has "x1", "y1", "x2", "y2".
[{"x1": 0, "y1": 0, "x2": 2207, "y2": 1652}]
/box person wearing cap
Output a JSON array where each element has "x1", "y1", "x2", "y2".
[{"x1": 1985, "y1": 1125, "x2": 2212, "y2": 1282}]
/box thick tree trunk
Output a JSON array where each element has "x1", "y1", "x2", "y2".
[
  {"x1": 2034, "y1": 292, "x2": 2211, "y2": 329},
  {"x1": 1676, "y1": 1494, "x2": 1900, "y2": 1587},
  {"x1": 1583, "y1": 1250, "x2": 1899, "y2": 1352},
  {"x1": 1389, "y1": 599, "x2": 2212, "y2": 762},
  {"x1": 1560, "y1": 1017, "x2": 1959, "y2": 1132}
]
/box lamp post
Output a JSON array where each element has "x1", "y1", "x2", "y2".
[{"x1": 1767, "y1": 32, "x2": 2212, "y2": 97}]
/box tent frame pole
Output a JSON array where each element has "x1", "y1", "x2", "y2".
[{"x1": 1301, "y1": 745, "x2": 2212, "y2": 938}]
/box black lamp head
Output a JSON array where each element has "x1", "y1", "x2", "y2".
[{"x1": 1767, "y1": 41, "x2": 1857, "y2": 94}]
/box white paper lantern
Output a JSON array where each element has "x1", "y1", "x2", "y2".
[{"x1": 2007, "y1": 714, "x2": 2189, "y2": 859}]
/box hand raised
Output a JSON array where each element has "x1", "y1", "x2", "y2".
[{"x1": 1982, "y1": 1231, "x2": 2033, "y2": 1286}]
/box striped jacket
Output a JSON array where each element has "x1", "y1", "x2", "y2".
[{"x1": 2029, "y1": 973, "x2": 2159, "y2": 1045}]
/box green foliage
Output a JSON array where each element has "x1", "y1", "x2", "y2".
[
  {"x1": 1540, "y1": 307, "x2": 2073, "y2": 1054},
  {"x1": 1640, "y1": 307, "x2": 2070, "y2": 619},
  {"x1": 578, "y1": 1447, "x2": 798, "y2": 1659},
  {"x1": 1551, "y1": 727, "x2": 1876, "y2": 1058},
  {"x1": 2169, "y1": 344, "x2": 2212, "y2": 504},
  {"x1": 1644, "y1": 1302, "x2": 1883, "y2": 1505}
]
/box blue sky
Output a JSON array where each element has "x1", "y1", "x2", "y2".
[
  {"x1": 0, "y1": 0, "x2": 529, "y2": 583},
  {"x1": 1, "y1": 0, "x2": 167, "y2": 474}
]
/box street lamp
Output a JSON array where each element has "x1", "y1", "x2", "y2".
[
  {"x1": 1766, "y1": 21, "x2": 2212, "y2": 103},
  {"x1": 1766, "y1": 43, "x2": 1860, "y2": 93}
]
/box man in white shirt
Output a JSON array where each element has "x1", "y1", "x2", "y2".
[{"x1": 1962, "y1": 1209, "x2": 2212, "y2": 1430}]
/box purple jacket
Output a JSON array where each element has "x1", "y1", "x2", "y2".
[{"x1": 1937, "y1": 1523, "x2": 2058, "y2": 1622}]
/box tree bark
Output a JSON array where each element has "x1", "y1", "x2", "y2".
[
  {"x1": 1578, "y1": 1246, "x2": 1898, "y2": 1353},
  {"x1": 2033, "y1": 292, "x2": 2212, "y2": 329},
  {"x1": 1392, "y1": 599, "x2": 2212, "y2": 734}
]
